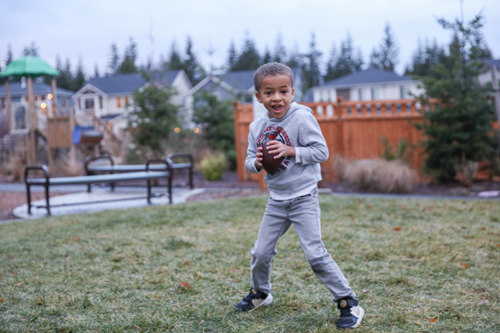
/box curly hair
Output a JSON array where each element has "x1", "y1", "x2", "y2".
[{"x1": 254, "y1": 62, "x2": 294, "y2": 91}]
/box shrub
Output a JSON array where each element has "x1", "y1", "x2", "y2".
[
  {"x1": 341, "y1": 159, "x2": 417, "y2": 193},
  {"x1": 57, "y1": 155, "x2": 83, "y2": 177},
  {"x1": 1, "y1": 157, "x2": 25, "y2": 181},
  {"x1": 454, "y1": 159, "x2": 478, "y2": 187},
  {"x1": 200, "y1": 152, "x2": 228, "y2": 181}
]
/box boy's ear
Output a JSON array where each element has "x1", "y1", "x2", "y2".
[{"x1": 255, "y1": 92, "x2": 263, "y2": 103}]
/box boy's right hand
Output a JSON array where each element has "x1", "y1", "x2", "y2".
[{"x1": 255, "y1": 146, "x2": 263, "y2": 170}]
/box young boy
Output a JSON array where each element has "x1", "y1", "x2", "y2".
[{"x1": 234, "y1": 63, "x2": 364, "y2": 329}]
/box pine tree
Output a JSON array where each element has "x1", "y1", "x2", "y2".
[
  {"x1": 129, "y1": 85, "x2": 180, "y2": 156},
  {"x1": 369, "y1": 23, "x2": 399, "y2": 72},
  {"x1": 94, "y1": 64, "x2": 100, "y2": 78},
  {"x1": 303, "y1": 33, "x2": 322, "y2": 89},
  {"x1": 326, "y1": 34, "x2": 363, "y2": 80},
  {"x1": 286, "y1": 43, "x2": 301, "y2": 68},
  {"x1": 232, "y1": 34, "x2": 260, "y2": 71},
  {"x1": 192, "y1": 91, "x2": 235, "y2": 167},
  {"x1": 108, "y1": 43, "x2": 120, "y2": 75},
  {"x1": 167, "y1": 40, "x2": 184, "y2": 71},
  {"x1": 324, "y1": 43, "x2": 338, "y2": 82},
  {"x1": 227, "y1": 40, "x2": 238, "y2": 71},
  {"x1": 261, "y1": 47, "x2": 272, "y2": 65},
  {"x1": 72, "y1": 59, "x2": 86, "y2": 91},
  {"x1": 183, "y1": 36, "x2": 200, "y2": 84},
  {"x1": 414, "y1": 14, "x2": 497, "y2": 183},
  {"x1": 55, "y1": 56, "x2": 73, "y2": 91},
  {"x1": 22, "y1": 42, "x2": 38, "y2": 57},
  {"x1": 273, "y1": 34, "x2": 287, "y2": 63},
  {"x1": 4, "y1": 45, "x2": 13, "y2": 66},
  {"x1": 118, "y1": 38, "x2": 138, "y2": 74},
  {"x1": 405, "y1": 39, "x2": 446, "y2": 77}
]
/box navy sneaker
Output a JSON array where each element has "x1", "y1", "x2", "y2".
[
  {"x1": 336, "y1": 297, "x2": 364, "y2": 329},
  {"x1": 234, "y1": 288, "x2": 273, "y2": 312}
]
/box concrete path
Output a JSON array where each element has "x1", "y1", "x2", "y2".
[{"x1": 11, "y1": 186, "x2": 205, "y2": 220}]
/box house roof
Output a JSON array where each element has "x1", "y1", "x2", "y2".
[
  {"x1": 216, "y1": 67, "x2": 303, "y2": 92},
  {"x1": 319, "y1": 67, "x2": 414, "y2": 89},
  {"x1": 481, "y1": 58, "x2": 500, "y2": 68},
  {"x1": 217, "y1": 70, "x2": 255, "y2": 91},
  {"x1": 84, "y1": 73, "x2": 147, "y2": 95},
  {"x1": 0, "y1": 82, "x2": 74, "y2": 98},
  {"x1": 152, "y1": 70, "x2": 182, "y2": 86}
]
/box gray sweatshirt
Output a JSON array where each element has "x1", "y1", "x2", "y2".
[{"x1": 245, "y1": 102, "x2": 329, "y2": 196}]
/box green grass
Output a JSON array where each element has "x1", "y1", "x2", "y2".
[{"x1": 0, "y1": 196, "x2": 499, "y2": 332}]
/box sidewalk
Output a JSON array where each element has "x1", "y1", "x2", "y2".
[{"x1": 6, "y1": 185, "x2": 204, "y2": 221}]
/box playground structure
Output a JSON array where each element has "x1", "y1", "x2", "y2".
[{"x1": 0, "y1": 56, "x2": 123, "y2": 167}]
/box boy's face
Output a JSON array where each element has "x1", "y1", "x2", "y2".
[{"x1": 255, "y1": 75, "x2": 294, "y2": 119}]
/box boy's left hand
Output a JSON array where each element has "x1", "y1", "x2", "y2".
[{"x1": 266, "y1": 140, "x2": 296, "y2": 159}]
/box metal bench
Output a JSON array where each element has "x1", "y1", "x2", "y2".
[
  {"x1": 25, "y1": 159, "x2": 173, "y2": 216},
  {"x1": 84, "y1": 153, "x2": 194, "y2": 190}
]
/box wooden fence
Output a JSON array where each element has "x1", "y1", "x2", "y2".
[{"x1": 234, "y1": 99, "x2": 438, "y2": 186}]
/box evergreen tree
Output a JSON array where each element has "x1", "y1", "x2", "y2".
[
  {"x1": 326, "y1": 34, "x2": 363, "y2": 80},
  {"x1": 108, "y1": 43, "x2": 120, "y2": 75},
  {"x1": 324, "y1": 43, "x2": 338, "y2": 82},
  {"x1": 72, "y1": 59, "x2": 86, "y2": 91},
  {"x1": 129, "y1": 85, "x2": 180, "y2": 156},
  {"x1": 227, "y1": 40, "x2": 238, "y2": 71},
  {"x1": 232, "y1": 34, "x2": 260, "y2": 71},
  {"x1": 94, "y1": 64, "x2": 100, "y2": 78},
  {"x1": 22, "y1": 42, "x2": 38, "y2": 57},
  {"x1": 166, "y1": 40, "x2": 184, "y2": 71},
  {"x1": 192, "y1": 91, "x2": 235, "y2": 167},
  {"x1": 286, "y1": 43, "x2": 301, "y2": 68},
  {"x1": 183, "y1": 36, "x2": 200, "y2": 84},
  {"x1": 273, "y1": 34, "x2": 287, "y2": 63},
  {"x1": 118, "y1": 38, "x2": 138, "y2": 74},
  {"x1": 369, "y1": 23, "x2": 399, "y2": 71},
  {"x1": 261, "y1": 47, "x2": 272, "y2": 65},
  {"x1": 405, "y1": 39, "x2": 446, "y2": 77},
  {"x1": 55, "y1": 56, "x2": 73, "y2": 91},
  {"x1": 303, "y1": 33, "x2": 322, "y2": 89},
  {"x1": 4, "y1": 45, "x2": 13, "y2": 66},
  {"x1": 414, "y1": 14, "x2": 497, "y2": 183}
]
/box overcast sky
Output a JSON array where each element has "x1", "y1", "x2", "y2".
[{"x1": 1, "y1": 0, "x2": 499, "y2": 78}]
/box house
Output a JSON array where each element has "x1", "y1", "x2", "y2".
[
  {"x1": 186, "y1": 67, "x2": 305, "y2": 105},
  {"x1": 310, "y1": 67, "x2": 423, "y2": 103},
  {"x1": 0, "y1": 81, "x2": 73, "y2": 132},
  {"x1": 72, "y1": 71, "x2": 192, "y2": 130},
  {"x1": 185, "y1": 67, "x2": 305, "y2": 122},
  {"x1": 479, "y1": 58, "x2": 500, "y2": 86}
]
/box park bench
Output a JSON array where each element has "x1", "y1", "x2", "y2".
[
  {"x1": 84, "y1": 153, "x2": 194, "y2": 191},
  {"x1": 25, "y1": 159, "x2": 173, "y2": 216}
]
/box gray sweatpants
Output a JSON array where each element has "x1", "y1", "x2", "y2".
[{"x1": 250, "y1": 189, "x2": 357, "y2": 301}]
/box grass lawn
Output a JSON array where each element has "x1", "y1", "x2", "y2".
[{"x1": 0, "y1": 196, "x2": 499, "y2": 332}]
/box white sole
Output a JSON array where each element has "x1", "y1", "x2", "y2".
[
  {"x1": 351, "y1": 306, "x2": 365, "y2": 328},
  {"x1": 252, "y1": 293, "x2": 273, "y2": 310}
]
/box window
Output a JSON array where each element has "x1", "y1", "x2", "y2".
[
  {"x1": 371, "y1": 88, "x2": 380, "y2": 100},
  {"x1": 99, "y1": 96, "x2": 103, "y2": 109},
  {"x1": 85, "y1": 98, "x2": 94, "y2": 109},
  {"x1": 124, "y1": 96, "x2": 129, "y2": 106},
  {"x1": 358, "y1": 89, "x2": 362, "y2": 101},
  {"x1": 0, "y1": 98, "x2": 4, "y2": 108},
  {"x1": 400, "y1": 86, "x2": 406, "y2": 99},
  {"x1": 117, "y1": 97, "x2": 121, "y2": 108}
]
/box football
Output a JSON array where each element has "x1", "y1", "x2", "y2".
[{"x1": 261, "y1": 137, "x2": 284, "y2": 175}]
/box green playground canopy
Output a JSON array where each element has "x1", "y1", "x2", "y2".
[{"x1": 0, "y1": 56, "x2": 59, "y2": 77}]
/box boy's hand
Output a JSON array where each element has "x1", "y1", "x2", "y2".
[
  {"x1": 254, "y1": 146, "x2": 263, "y2": 169},
  {"x1": 266, "y1": 140, "x2": 296, "y2": 159}
]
